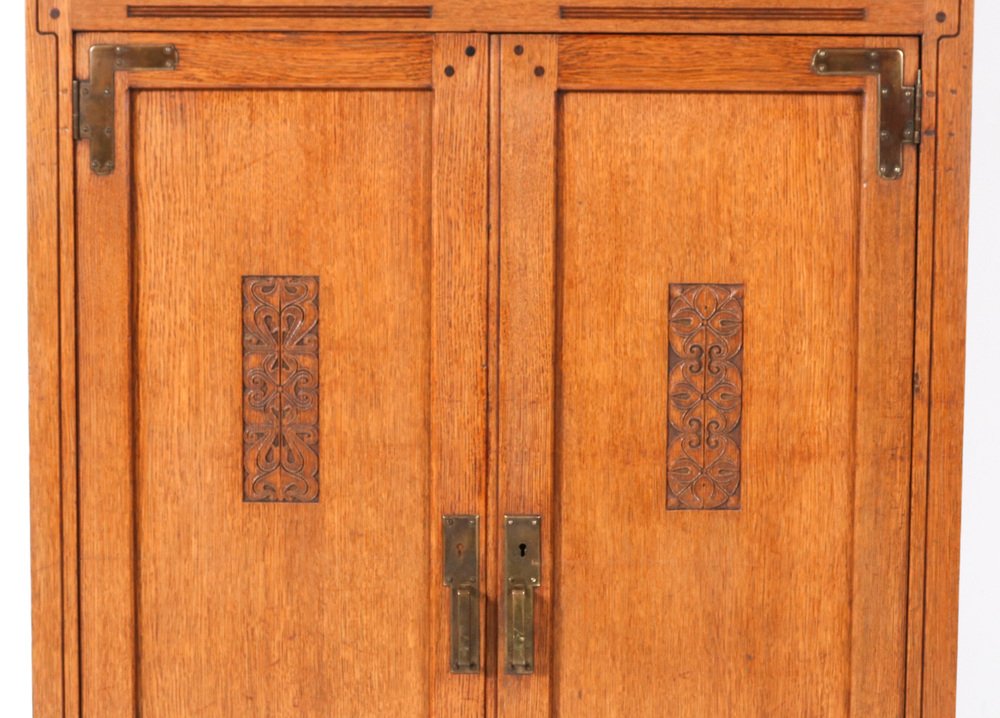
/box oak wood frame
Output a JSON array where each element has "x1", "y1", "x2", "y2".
[
  {"x1": 37, "y1": 0, "x2": 962, "y2": 36},
  {"x1": 26, "y1": 1, "x2": 974, "y2": 716}
]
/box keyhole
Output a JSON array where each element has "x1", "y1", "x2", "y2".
[
  {"x1": 519, "y1": 543, "x2": 527, "y2": 557},
  {"x1": 456, "y1": 543, "x2": 464, "y2": 557}
]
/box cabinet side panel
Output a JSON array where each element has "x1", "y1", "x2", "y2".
[
  {"x1": 923, "y1": 2, "x2": 975, "y2": 716},
  {"x1": 26, "y1": 1, "x2": 64, "y2": 715}
]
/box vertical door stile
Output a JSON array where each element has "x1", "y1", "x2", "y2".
[
  {"x1": 429, "y1": 32, "x2": 490, "y2": 718},
  {"x1": 847, "y1": 36, "x2": 921, "y2": 718},
  {"x1": 74, "y1": 38, "x2": 138, "y2": 718},
  {"x1": 497, "y1": 34, "x2": 558, "y2": 718}
]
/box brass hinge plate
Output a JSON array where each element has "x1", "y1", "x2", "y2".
[
  {"x1": 812, "y1": 48, "x2": 921, "y2": 180},
  {"x1": 74, "y1": 44, "x2": 178, "y2": 175}
]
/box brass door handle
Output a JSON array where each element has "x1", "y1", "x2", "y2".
[
  {"x1": 507, "y1": 585, "x2": 533, "y2": 671},
  {"x1": 443, "y1": 515, "x2": 480, "y2": 673},
  {"x1": 504, "y1": 515, "x2": 541, "y2": 675}
]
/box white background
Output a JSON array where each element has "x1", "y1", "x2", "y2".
[{"x1": 0, "y1": 5, "x2": 996, "y2": 717}]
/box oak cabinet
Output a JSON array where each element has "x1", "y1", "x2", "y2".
[{"x1": 26, "y1": 2, "x2": 974, "y2": 716}]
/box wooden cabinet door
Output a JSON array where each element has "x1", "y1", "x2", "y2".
[
  {"x1": 74, "y1": 32, "x2": 487, "y2": 717},
  {"x1": 498, "y1": 34, "x2": 919, "y2": 717}
]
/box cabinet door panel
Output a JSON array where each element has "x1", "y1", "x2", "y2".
[
  {"x1": 75, "y1": 33, "x2": 487, "y2": 717},
  {"x1": 498, "y1": 34, "x2": 918, "y2": 718}
]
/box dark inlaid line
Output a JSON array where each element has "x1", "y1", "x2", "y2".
[
  {"x1": 128, "y1": 4, "x2": 433, "y2": 19},
  {"x1": 560, "y1": 6, "x2": 867, "y2": 21}
]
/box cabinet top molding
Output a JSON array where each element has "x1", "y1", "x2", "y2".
[{"x1": 37, "y1": 0, "x2": 961, "y2": 36}]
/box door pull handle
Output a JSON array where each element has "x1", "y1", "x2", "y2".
[
  {"x1": 443, "y1": 515, "x2": 480, "y2": 673},
  {"x1": 504, "y1": 515, "x2": 541, "y2": 675}
]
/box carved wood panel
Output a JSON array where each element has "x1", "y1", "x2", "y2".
[
  {"x1": 667, "y1": 283, "x2": 744, "y2": 510},
  {"x1": 243, "y1": 276, "x2": 320, "y2": 502}
]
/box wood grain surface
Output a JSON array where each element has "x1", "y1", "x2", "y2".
[
  {"x1": 71, "y1": 31, "x2": 487, "y2": 717},
  {"x1": 498, "y1": 33, "x2": 919, "y2": 718},
  {"x1": 128, "y1": 89, "x2": 432, "y2": 716},
  {"x1": 920, "y1": 4, "x2": 976, "y2": 715},
  {"x1": 27, "y1": 3, "x2": 975, "y2": 716},
  {"x1": 427, "y1": 33, "x2": 490, "y2": 718},
  {"x1": 25, "y1": 2, "x2": 63, "y2": 716},
  {"x1": 497, "y1": 34, "x2": 559, "y2": 718},
  {"x1": 60, "y1": 0, "x2": 949, "y2": 35},
  {"x1": 76, "y1": 31, "x2": 435, "y2": 88}
]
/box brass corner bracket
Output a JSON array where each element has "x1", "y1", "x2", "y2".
[
  {"x1": 811, "y1": 48, "x2": 921, "y2": 180},
  {"x1": 73, "y1": 44, "x2": 179, "y2": 175}
]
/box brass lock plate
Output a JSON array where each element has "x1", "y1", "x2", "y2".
[
  {"x1": 443, "y1": 515, "x2": 480, "y2": 673},
  {"x1": 504, "y1": 515, "x2": 541, "y2": 587},
  {"x1": 504, "y1": 515, "x2": 541, "y2": 675}
]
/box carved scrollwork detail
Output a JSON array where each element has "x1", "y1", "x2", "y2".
[
  {"x1": 667, "y1": 283, "x2": 743, "y2": 510},
  {"x1": 243, "y1": 276, "x2": 320, "y2": 503}
]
